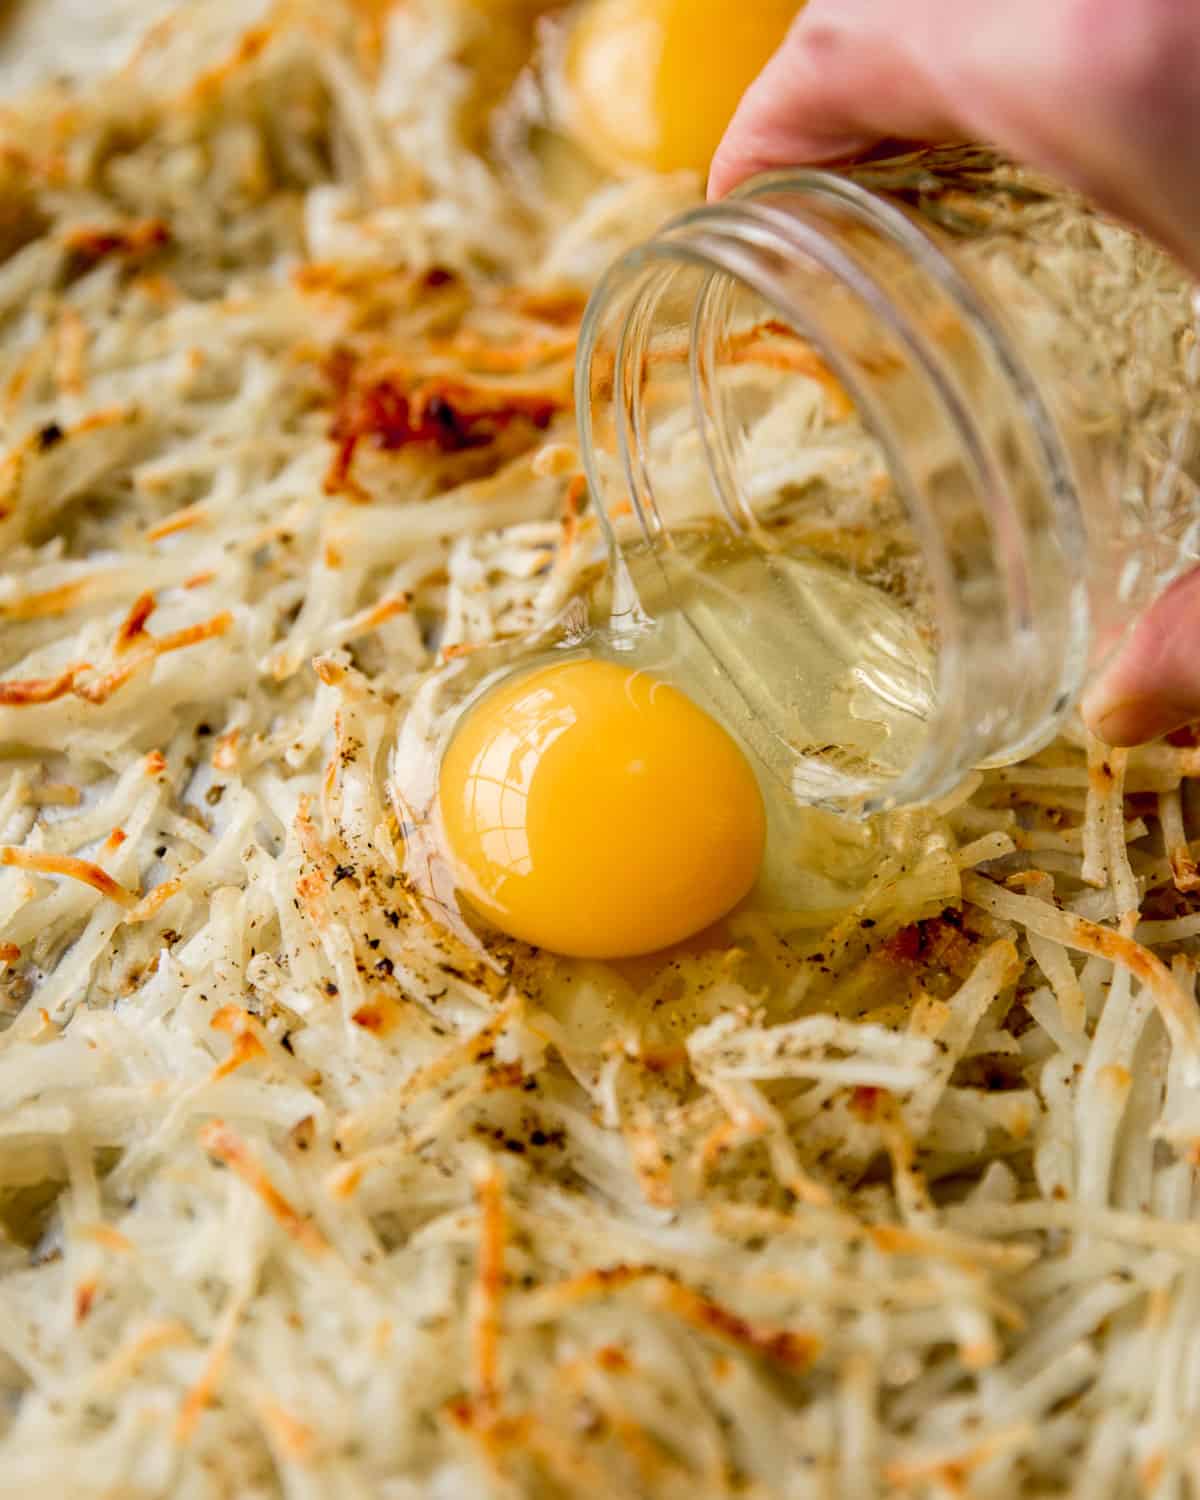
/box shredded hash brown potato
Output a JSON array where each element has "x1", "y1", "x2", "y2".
[{"x1": 2, "y1": 4, "x2": 1200, "y2": 1497}]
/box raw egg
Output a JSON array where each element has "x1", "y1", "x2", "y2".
[
  {"x1": 561, "y1": 0, "x2": 802, "y2": 175},
  {"x1": 438, "y1": 657, "x2": 766, "y2": 958}
]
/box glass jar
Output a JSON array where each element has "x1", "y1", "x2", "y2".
[{"x1": 575, "y1": 146, "x2": 1200, "y2": 815}]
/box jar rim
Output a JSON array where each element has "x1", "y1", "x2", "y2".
[{"x1": 574, "y1": 168, "x2": 1091, "y2": 814}]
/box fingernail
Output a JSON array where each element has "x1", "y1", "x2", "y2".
[{"x1": 1083, "y1": 691, "x2": 1195, "y2": 748}]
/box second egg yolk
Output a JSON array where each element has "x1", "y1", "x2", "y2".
[
  {"x1": 562, "y1": 0, "x2": 803, "y2": 176},
  {"x1": 438, "y1": 658, "x2": 765, "y2": 958}
]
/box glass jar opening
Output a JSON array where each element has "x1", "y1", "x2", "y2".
[{"x1": 575, "y1": 170, "x2": 1092, "y2": 815}]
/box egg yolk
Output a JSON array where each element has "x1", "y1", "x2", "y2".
[
  {"x1": 562, "y1": 0, "x2": 803, "y2": 175},
  {"x1": 438, "y1": 658, "x2": 766, "y2": 958}
]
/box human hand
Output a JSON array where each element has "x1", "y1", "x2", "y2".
[
  {"x1": 709, "y1": 0, "x2": 1200, "y2": 279},
  {"x1": 710, "y1": 0, "x2": 1200, "y2": 745}
]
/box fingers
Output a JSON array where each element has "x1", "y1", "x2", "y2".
[
  {"x1": 708, "y1": 2, "x2": 960, "y2": 199},
  {"x1": 1083, "y1": 567, "x2": 1200, "y2": 747}
]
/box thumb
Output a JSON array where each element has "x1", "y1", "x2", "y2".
[
  {"x1": 708, "y1": 5, "x2": 960, "y2": 200},
  {"x1": 1083, "y1": 567, "x2": 1200, "y2": 747}
]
